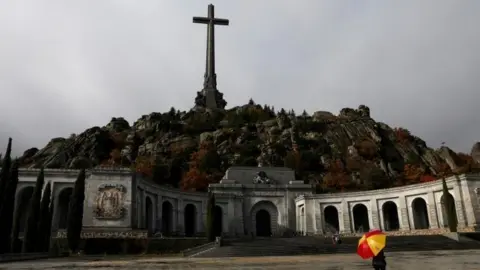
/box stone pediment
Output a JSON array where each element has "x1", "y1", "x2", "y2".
[{"x1": 222, "y1": 166, "x2": 295, "y2": 185}]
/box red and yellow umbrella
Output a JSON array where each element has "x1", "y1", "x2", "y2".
[{"x1": 357, "y1": 229, "x2": 386, "y2": 259}]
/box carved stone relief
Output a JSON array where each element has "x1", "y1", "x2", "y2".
[{"x1": 93, "y1": 184, "x2": 127, "y2": 220}]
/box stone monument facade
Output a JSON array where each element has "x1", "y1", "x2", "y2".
[{"x1": 11, "y1": 166, "x2": 480, "y2": 239}]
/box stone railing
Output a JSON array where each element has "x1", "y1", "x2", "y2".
[
  {"x1": 55, "y1": 230, "x2": 148, "y2": 239},
  {"x1": 182, "y1": 241, "x2": 216, "y2": 257},
  {"x1": 0, "y1": 252, "x2": 65, "y2": 263},
  {"x1": 328, "y1": 227, "x2": 476, "y2": 237}
]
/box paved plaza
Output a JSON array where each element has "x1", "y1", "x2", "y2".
[{"x1": 1, "y1": 250, "x2": 479, "y2": 270}]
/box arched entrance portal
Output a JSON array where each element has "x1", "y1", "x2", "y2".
[
  {"x1": 324, "y1": 206, "x2": 340, "y2": 233},
  {"x1": 382, "y1": 201, "x2": 400, "y2": 231},
  {"x1": 161, "y1": 201, "x2": 173, "y2": 235},
  {"x1": 184, "y1": 204, "x2": 196, "y2": 237},
  {"x1": 412, "y1": 198, "x2": 430, "y2": 229},
  {"x1": 57, "y1": 188, "x2": 73, "y2": 229},
  {"x1": 15, "y1": 187, "x2": 34, "y2": 233},
  {"x1": 441, "y1": 193, "x2": 457, "y2": 228},
  {"x1": 145, "y1": 197, "x2": 153, "y2": 234},
  {"x1": 255, "y1": 209, "x2": 271, "y2": 237},
  {"x1": 213, "y1": 205, "x2": 223, "y2": 237},
  {"x1": 352, "y1": 204, "x2": 370, "y2": 233},
  {"x1": 250, "y1": 201, "x2": 279, "y2": 236}
]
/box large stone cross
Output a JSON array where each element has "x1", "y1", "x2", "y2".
[{"x1": 193, "y1": 4, "x2": 229, "y2": 108}]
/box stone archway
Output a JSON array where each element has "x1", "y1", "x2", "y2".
[
  {"x1": 161, "y1": 201, "x2": 173, "y2": 235},
  {"x1": 250, "y1": 201, "x2": 279, "y2": 237},
  {"x1": 213, "y1": 205, "x2": 223, "y2": 237},
  {"x1": 440, "y1": 193, "x2": 457, "y2": 228},
  {"x1": 382, "y1": 201, "x2": 400, "y2": 231},
  {"x1": 184, "y1": 204, "x2": 197, "y2": 237},
  {"x1": 57, "y1": 187, "x2": 73, "y2": 229},
  {"x1": 352, "y1": 204, "x2": 370, "y2": 233},
  {"x1": 256, "y1": 209, "x2": 271, "y2": 237},
  {"x1": 14, "y1": 186, "x2": 34, "y2": 233},
  {"x1": 324, "y1": 206, "x2": 340, "y2": 233},
  {"x1": 412, "y1": 197, "x2": 430, "y2": 229},
  {"x1": 145, "y1": 197, "x2": 153, "y2": 234}
]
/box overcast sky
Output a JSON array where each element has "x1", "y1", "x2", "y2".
[{"x1": 0, "y1": 0, "x2": 479, "y2": 157}]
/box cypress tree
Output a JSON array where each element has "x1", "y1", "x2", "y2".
[
  {"x1": 22, "y1": 168, "x2": 45, "y2": 253},
  {"x1": 442, "y1": 177, "x2": 458, "y2": 232},
  {"x1": 45, "y1": 196, "x2": 54, "y2": 252},
  {"x1": 206, "y1": 193, "x2": 215, "y2": 242},
  {"x1": 0, "y1": 160, "x2": 19, "y2": 253},
  {"x1": 37, "y1": 182, "x2": 52, "y2": 252},
  {"x1": 0, "y1": 138, "x2": 12, "y2": 209},
  {"x1": 67, "y1": 169, "x2": 85, "y2": 252}
]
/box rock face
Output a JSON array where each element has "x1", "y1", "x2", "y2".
[{"x1": 18, "y1": 104, "x2": 477, "y2": 191}]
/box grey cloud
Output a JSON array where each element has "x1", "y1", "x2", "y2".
[{"x1": 0, "y1": 0, "x2": 479, "y2": 156}]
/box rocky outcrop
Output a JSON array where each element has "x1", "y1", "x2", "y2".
[{"x1": 18, "y1": 104, "x2": 478, "y2": 190}]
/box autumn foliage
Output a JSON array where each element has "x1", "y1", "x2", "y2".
[
  {"x1": 394, "y1": 128, "x2": 412, "y2": 143},
  {"x1": 181, "y1": 141, "x2": 222, "y2": 192},
  {"x1": 322, "y1": 159, "x2": 351, "y2": 191},
  {"x1": 133, "y1": 156, "x2": 155, "y2": 177}
]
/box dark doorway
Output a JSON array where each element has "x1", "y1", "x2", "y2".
[
  {"x1": 352, "y1": 204, "x2": 370, "y2": 233},
  {"x1": 412, "y1": 198, "x2": 429, "y2": 229},
  {"x1": 441, "y1": 193, "x2": 457, "y2": 228},
  {"x1": 15, "y1": 187, "x2": 34, "y2": 233},
  {"x1": 213, "y1": 205, "x2": 223, "y2": 237},
  {"x1": 255, "y1": 209, "x2": 272, "y2": 237},
  {"x1": 184, "y1": 204, "x2": 196, "y2": 237},
  {"x1": 161, "y1": 201, "x2": 173, "y2": 235},
  {"x1": 145, "y1": 197, "x2": 153, "y2": 234},
  {"x1": 324, "y1": 206, "x2": 340, "y2": 232},
  {"x1": 58, "y1": 188, "x2": 73, "y2": 229},
  {"x1": 382, "y1": 201, "x2": 400, "y2": 231}
]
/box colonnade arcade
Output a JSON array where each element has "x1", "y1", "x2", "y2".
[{"x1": 320, "y1": 192, "x2": 460, "y2": 234}]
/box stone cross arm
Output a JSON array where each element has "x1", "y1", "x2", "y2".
[{"x1": 192, "y1": 16, "x2": 229, "y2": 26}]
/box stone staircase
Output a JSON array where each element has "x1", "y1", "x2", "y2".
[{"x1": 192, "y1": 235, "x2": 480, "y2": 258}]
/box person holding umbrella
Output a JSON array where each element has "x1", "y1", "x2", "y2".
[{"x1": 357, "y1": 229, "x2": 387, "y2": 270}]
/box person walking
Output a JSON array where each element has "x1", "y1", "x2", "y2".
[{"x1": 372, "y1": 249, "x2": 386, "y2": 270}]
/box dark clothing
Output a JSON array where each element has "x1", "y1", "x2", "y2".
[{"x1": 372, "y1": 250, "x2": 386, "y2": 270}]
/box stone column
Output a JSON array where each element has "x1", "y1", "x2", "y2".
[
  {"x1": 176, "y1": 198, "x2": 184, "y2": 235},
  {"x1": 341, "y1": 201, "x2": 352, "y2": 233},
  {"x1": 453, "y1": 184, "x2": 467, "y2": 228},
  {"x1": 370, "y1": 200, "x2": 380, "y2": 229},
  {"x1": 157, "y1": 195, "x2": 163, "y2": 232},
  {"x1": 427, "y1": 192, "x2": 439, "y2": 229},
  {"x1": 398, "y1": 195, "x2": 411, "y2": 230}
]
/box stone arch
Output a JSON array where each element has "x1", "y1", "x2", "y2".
[
  {"x1": 382, "y1": 201, "x2": 400, "y2": 231},
  {"x1": 161, "y1": 200, "x2": 174, "y2": 235},
  {"x1": 352, "y1": 203, "x2": 370, "y2": 233},
  {"x1": 250, "y1": 201, "x2": 279, "y2": 237},
  {"x1": 412, "y1": 197, "x2": 430, "y2": 229},
  {"x1": 15, "y1": 186, "x2": 34, "y2": 233},
  {"x1": 145, "y1": 196, "x2": 154, "y2": 234},
  {"x1": 213, "y1": 205, "x2": 223, "y2": 237},
  {"x1": 184, "y1": 204, "x2": 197, "y2": 237},
  {"x1": 324, "y1": 205, "x2": 340, "y2": 233},
  {"x1": 57, "y1": 187, "x2": 73, "y2": 229},
  {"x1": 440, "y1": 192, "x2": 457, "y2": 228}
]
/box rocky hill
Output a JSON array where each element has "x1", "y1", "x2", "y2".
[{"x1": 16, "y1": 102, "x2": 480, "y2": 192}]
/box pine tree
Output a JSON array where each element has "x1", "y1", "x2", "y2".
[
  {"x1": 0, "y1": 160, "x2": 19, "y2": 253},
  {"x1": 67, "y1": 169, "x2": 85, "y2": 252},
  {"x1": 37, "y1": 182, "x2": 52, "y2": 252},
  {"x1": 206, "y1": 193, "x2": 216, "y2": 242},
  {"x1": 442, "y1": 177, "x2": 458, "y2": 232},
  {"x1": 0, "y1": 138, "x2": 12, "y2": 210},
  {"x1": 22, "y1": 168, "x2": 45, "y2": 253}
]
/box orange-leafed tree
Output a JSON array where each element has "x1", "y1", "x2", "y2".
[
  {"x1": 435, "y1": 162, "x2": 453, "y2": 178},
  {"x1": 322, "y1": 159, "x2": 351, "y2": 191},
  {"x1": 133, "y1": 156, "x2": 155, "y2": 177},
  {"x1": 394, "y1": 127, "x2": 412, "y2": 144},
  {"x1": 419, "y1": 174, "x2": 436, "y2": 183},
  {"x1": 181, "y1": 141, "x2": 222, "y2": 191},
  {"x1": 403, "y1": 164, "x2": 424, "y2": 184}
]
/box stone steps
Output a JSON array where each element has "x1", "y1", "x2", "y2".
[{"x1": 193, "y1": 235, "x2": 480, "y2": 258}]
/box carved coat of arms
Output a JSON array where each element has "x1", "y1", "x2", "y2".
[
  {"x1": 93, "y1": 184, "x2": 127, "y2": 220},
  {"x1": 253, "y1": 171, "x2": 274, "y2": 184}
]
